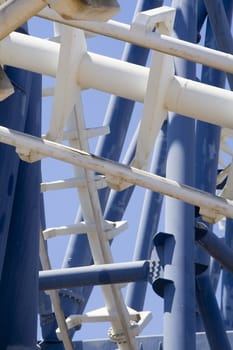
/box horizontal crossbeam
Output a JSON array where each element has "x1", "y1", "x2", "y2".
[{"x1": 0, "y1": 125, "x2": 232, "y2": 223}]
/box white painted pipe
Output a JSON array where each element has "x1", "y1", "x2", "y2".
[
  {"x1": 0, "y1": 32, "x2": 59, "y2": 76},
  {"x1": 1, "y1": 32, "x2": 233, "y2": 130},
  {"x1": 0, "y1": 125, "x2": 232, "y2": 222},
  {"x1": 0, "y1": 0, "x2": 46, "y2": 40},
  {"x1": 165, "y1": 76, "x2": 233, "y2": 130},
  {"x1": 78, "y1": 52, "x2": 148, "y2": 102},
  {"x1": 0, "y1": 31, "x2": 148, "y2": 99},
  {"x1": 38, "y1": 7, "x2": 233, "y2": 74}
]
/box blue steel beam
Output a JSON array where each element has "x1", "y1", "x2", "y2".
[
  {"x1": 103, "y1": 124, "x2": 137, "y2": 220},
  {"x1": 205, "y1": 0, "x2": 233, "y2": 331},
  {"x1": 222, "y1": 218, "x2": 233, "y2": 329},
  {"x1": 194, "y1": 14, "x2": 225, "y2": 329},
  {"x1": 196, "y1": 274, "x2": 231, "y2": 350},
  {"x1": 197, "y1": 0, "x2": 207, "y2": 42},
  {"x1": 203, "y1": 0, "x2": 233, "y2": 89},
  {"x1": 72, "y1": 333, "x2": 233, "y2": 350},
  {"x1": 162, "y1": 1, "x2": 196, "y2": 349},
  {"x1": 195, "y1": 223, "x2": 233, "y2": 274},
  {"x1": 0, "y1": 26, "x2": 33, "y2": 278},
  {"x1": 125, "y1": 121, "x2": 167, "y2": 311},
  {"x1": 194, "y1": 1, "x2": 233, "y2": 343},
  {"x1": 39, "y1": 261, "x2": 152, "y2": 291},
  {"x1": 0, "y1": 72, "x2": 41, "y2": 349}
]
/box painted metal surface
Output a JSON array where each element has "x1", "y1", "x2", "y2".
[
  {"x1": 162, "y1": 1, "x2": 196, "y2": 349},
  {"x1": 0, "y1": 126, "x2": 233, "y2": 220},
  {"x1": 39, "y1": 261, "x2": 152, "y2": 290},
  {"x1": 0, "y1": 71, "x2": 41, "y2": 349},
  {"x1": 1, "y1": 2, "x2": 233, "y2": 350},
  {"x1": 126, "y1": 121, "x2": 167, "y2": 310}
]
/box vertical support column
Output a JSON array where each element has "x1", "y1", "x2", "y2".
[
  {"x1": 203, "y1": 0, "x2": 233, "y2": 89},
  {"x1": 163, "y1": 1, "x2": 196, "y2": 349},
  {"x1": 0, "y1": 73, "x2": 41, "y2": 349},
  {"x1": 195, "y1": 1, "x2": 233, "y2": 346},
  {"x1": 222, "y1": 218, "x2": 233, "y2": 329},
  {"x1": 213, "y1": 0, "x2": 233, "y2": 331},
  {"x1": 195, "y1": 13, "x2": 226, "y2": 334},
  {"x1": 0, "y1": 60, "x2": 32, "y2": 277},
  {"x1": 126, "y1": 121, "x2": 167, "y2": 310},
  {"x1": 196, "y1": 273, "x2": 231, "y2": 350}
]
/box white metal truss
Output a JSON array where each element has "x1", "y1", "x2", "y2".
[
  {"x1": 1, "y1": 4, "x2": 233, "y2": 350},
  {"x1": 42, "y1": 24, "x2": 148, "y2": 350}
]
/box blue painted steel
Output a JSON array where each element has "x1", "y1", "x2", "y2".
[
  {"x1": 222, "y1": 218, "x2": 233, "y2": 329},
  {"x1": 103, "y1": 130, "x2": 137, "y2": 219},
  {"x1": 39, "y1": 194, "x2": 60, "y2": 344},
  {"x1": 71, "y1": 332, "x2": 233, "y2": 350},
  {"x1": 194, "y1": 16, "x2": 225, "y2": 330},
  {"x1": 203, "y1": 0, "x2": 233, "y2": 89},
  {"x1": 195, "y1": 223, "x2": 233, "y2": 273},
  {"x1": 204, "y1": 0, "x2": 233, "y2": 332},
  {"x1": 163, "y1": 1, "x2": 197, "y2": 349},
  {"x1": 0, "y1": 65, "x2": 33, "y2": 278},
  {"x1": 39, "y1": 261, "x2": 151, "y2": 290},
  {"x1": 0, "y1": 72, "x2": 41, "y2": 349},
  {"x1": 59, "y1": 0, "x2": 165, "y2": 338},
  {"x1": 195, "y1": 1, "x2": 233, "y2": 340},
  {"x1": 209, "y1": 257, "x2": 221, "y2": 294},
  {"x1": 197, "y1": 0, "x2": 207, "y2": 41},
  {"x1": 196, "y1": 273, "x2": 231, "y2": 350},
  {"x1": 126, "y1": 121, "x2": 167, "y2": 311}
]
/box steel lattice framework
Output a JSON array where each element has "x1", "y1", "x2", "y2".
[{"x1": 0, "y1": 1, "x2": 233, "y2": 350}]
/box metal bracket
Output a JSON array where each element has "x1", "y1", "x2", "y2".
[
  {"x1": 107, "y1": 7, "x2": 176, "y2": 191},
  {"x1": 152, "y1": 232, "x2": 174, "y2": 298},
  {"x1": 132, "y1": 7, "x2": 175, "y2": 171},
  {"x1": 131, "y1": 6, "x2": 176, "y2": 35}
]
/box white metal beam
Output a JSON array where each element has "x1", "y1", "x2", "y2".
[
  {"x1": 38, "y1": 7, "x2": 233, "y2": 74},
  {"x1": 39, "y1": 231, "x2": 74, "y2": 350},
  {"x1": 0, "y1": 125, "x2": 232, "y2": 223},
  {"x1": 132, "y1": 7, "x2": 175, "y2": 171},
  {"x1": 1, "y1": 32, "x2": 233, "y2": 133},
  {"x1": 46, "y1": 25, "x2": 85, "y2": 142},
  {"x1": 0, "y1": 0, "x2": 46, "y2": 40},
  {"x1": 65, "y1": 103, "x2": 138, "y2": 349}
]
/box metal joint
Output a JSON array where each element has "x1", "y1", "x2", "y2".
[
  {"x1": 195, "y1": 221, "x2": 208, "y2": 241},
  {"x1": 108, "y1": 321, "x2": 138, "y2": 344},
  {"x1": 152, "y1": 232, "x2": 174, "y2": 297}
]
